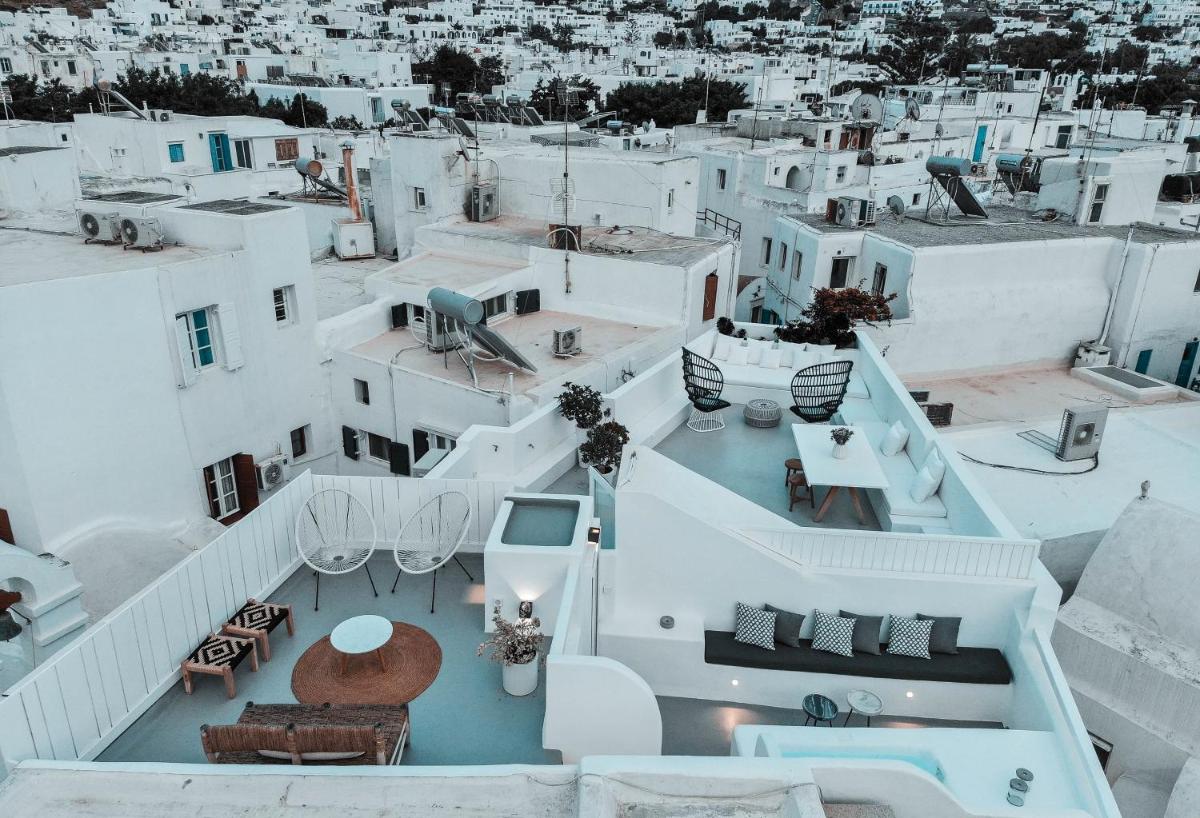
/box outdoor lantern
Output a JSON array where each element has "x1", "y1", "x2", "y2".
[
  {"x1": 587, "y1": 525, "x2": 601, "y2": 546},
  {"x1": 518, "y1": 600, "x2": 534, "y2": 620}
]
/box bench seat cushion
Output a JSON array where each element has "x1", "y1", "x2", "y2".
[{"x1": 704, "y1": 630, "x2": 1012, "y2": 685}]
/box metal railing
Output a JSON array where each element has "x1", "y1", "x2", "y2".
[{"x1": 696, "y1": 208, "x2": 741, "y2": 241}]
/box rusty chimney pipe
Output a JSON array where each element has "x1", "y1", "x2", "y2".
[{"x1": 341, "y1": 141, "x2": 362, "y2": 222}]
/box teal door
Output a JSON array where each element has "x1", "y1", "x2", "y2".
[
  {"x1": 973, "y1": 125, "x2": 988, "y2": 162},
  {"x1": 1177, "y1": 339, "x2": 1199, "y2": 386},
  {"x1": 208, "y1": 133, "x2": 232, "y2": 172},
  {"x1": 1135, "y1": 349, "x2": 1153, "y2": 374}
]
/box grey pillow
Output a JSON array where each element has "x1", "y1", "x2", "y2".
[
  {"x1": 840, "y1": 609, "x2": 884, "y2": 655},
  {"x1": 765, "y1": 604, "x2": 805, "y2": 648},
  {"x1": 917, "y1": 613, "x2": 962, "y2": 655}
]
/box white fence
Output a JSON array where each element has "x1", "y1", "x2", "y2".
[
  {"x1": 739, "y1": 526, "x2": 1041, "y2": 580},
  {"x1": 0, "y1": 471, "x2": 315, "y2": 776}
]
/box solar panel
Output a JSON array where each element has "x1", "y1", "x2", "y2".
[
  {"x1": 86, "y1": 190, "x2": 181, "y2": 205},
  {"x1": 453, "y1": 117, "x2": 476, "y2": 138},
  {"x1": 468, "y1": 324, "x2": 538, "y2": 373},
  {"x1": 524, "y1": 107, "x2": 546, "y2": 126},
  {"x1": 181, "y1": 199, "x2": 290, "y2": 215}
]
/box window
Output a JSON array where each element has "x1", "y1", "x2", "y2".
[
  {"x1": 702, "y1": 271, "x2": 718, "y2": 321},
  {"x1": 872, "y1": 262, "x2": 888, "y2": 296},
  {"x1": 413, "y1": 187, "x2": 427, "y2": 209},
  {"x1": 273, "y1": 285, "x2": 295, "y2": 323},
  {"x1": 40, "y1": 60, "x2": 50, "y2": 77},
  {"x1": 179, "y1": 63, "x2": 190, "y2": 76},
  {"x1": 482, "y1": 293, "x2": 509, "y2": 320},
  {"x1": 911, "y1": 193, "x2": 920, "y2": 206},
  {"x1": 1088, "y1": 183, "x2": 1109, "y2": 224},
  {"x1": 168, "y1": 142, "x2": 185, "y2": 163},
  {"x1": 792, "y1": 251, "x2": 802, "y2": 280},
  {"x1": 779, "y1": 242, "x2": 788, "y2": 271},
  {"x1": 275, "y1": 138, "x2": 299, "y2": 161},
  {"x1": 836, "y1": 165, "x2": 847, "y2": 183},
  {"x1": 761, "y1": 237, "x2": 772, "y2": 266},
  {"x1": 667, "y1": 188, "x2": 674, "y2": 210},
  {"x1": 0, "y1": 58, "x2": 11, "y2": 73},
  {"x1": 366, "y1": 431, "x2": 391, "y2": 462},
  {"x1": 290, "y1": 425, "x2": 309, "y2": 459},
  {"x1": 830, "y1": 256, "x2": 850, "y2": 289},
  {"x1": 234, "y1": 138, "x2": 252, "y2": 168},
  {"x1": 67, "y1": 60, "x2": 77, "y2": 75},
  {"x1": 176, "y1": 308, "x2": 217, "y2": 371},
  {"x1": 1194, "y1": 268, "x2": 1200, "y2": 293},
  {"x1": 205, "y1": 457, "x2": 240, "y2": 518},
  {"x1": 354, "y1": 378, "x2": 370, "y2": 405},
  {"x1": 717, "y1": 168, "x2": 727, "y2": 190}
]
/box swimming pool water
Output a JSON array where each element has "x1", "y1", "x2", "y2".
[{"x1": 500, "y1": 498, "x2": 580, "y2": 547}]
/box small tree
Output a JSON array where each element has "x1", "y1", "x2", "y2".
[
  {"x1": 557, "y1": 382, "x2": 606, "y2": 430},
  {"x1": 477, "y1": 601, "x2": 543, "y2": 666},
  {"x1": 775, "y1": 286, "x2": 895, "y2": 348},
  {"x1": 579, "y1": 421, "x2": 631, "y2": 474},
  {"x1": 329, "y1": 115, "x2": 365, "y2": 129}
]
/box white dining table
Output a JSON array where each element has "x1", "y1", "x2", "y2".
[{"x1": 791, "y1": 424, "x2": 888, "y2": 524}]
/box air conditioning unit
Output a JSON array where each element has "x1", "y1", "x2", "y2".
[
  {"x1": 425, "y1": 312, "x2": 463, "y2": 352},
  {"x1": 469, "y1": 183, "x2": 499, "y2": 222},
  {"x1": 78, "y1": 210, "x2": 121, "y2": 244},
  {"x1": 255, "y1": 455, "x2": 288, "y2": 491},
  {"x1": 119, "y1": 217, "x2": 164, "y2": 251},
  {"x1": 1055, "y1": 405, "x2": 1107, "y2": 461},
  {"x1": 553, "y1": 326, "x2": 582, "y2": 357},
  {"x1": 835, "y1": 196, "x2": 875, "y2": 227}
]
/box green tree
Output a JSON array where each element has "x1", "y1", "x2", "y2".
[
  {"x1": 330, "y1": 115, "x2": 365, "y2": 129},
  {"x1": 527, "y1": 22, "x2": 552, "y2": 41},
  {"x1": 605, "y1": 76, "x2": 748, "y2": 129},
  {"x1": 653, "y1": 30, "x2": 674, "y2": 47},
  {"x1": 529, "y1": 74, "x2": 603, "y2": 119},
  {"x1": 260, "y1": 93, "x2": 328, "y2": 128},
  {"x1": 411, "y1": 45, "x2": 494, "y2": 98}
]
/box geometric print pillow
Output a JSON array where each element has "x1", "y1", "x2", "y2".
[
  {"x1": 734, "y1": 602, "x2": 777, "y2": 651},
  {"x1": 886, "y1": 614, "x2": 934, "y2": 659},
  {"x1": 811, "y1": 610, "x2": 856, "y2": 657}
]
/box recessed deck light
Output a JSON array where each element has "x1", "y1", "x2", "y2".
[{"x1": 731, "y1": 679, "x2": 739, "y2": 686}]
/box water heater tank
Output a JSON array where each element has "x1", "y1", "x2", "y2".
[
  {"x1": 925, "y1": 156, "x2": 973, "y2": 177},
  {"x1": 428, "y1": 287, "x2": 485, "y2": 326}
]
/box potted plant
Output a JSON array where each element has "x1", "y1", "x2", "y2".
[
  {"x1": 558, "y1": 382, "x2": 607, "y2": 467},
  {"x1": 579, "y1": 420, "x2": 631, "y2": 479},
  {"x1": 830, "y1": 426, "x2": 854, "y2": 459},
  {"x1": 478, "y1": 600, "x2": 544, "y2": 696}
]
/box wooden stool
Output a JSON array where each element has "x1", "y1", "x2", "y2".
[
  {"x1": 182, "y1": 633, "x2": 259, "y2": 699},
  {"x1": 222, "y1": 598, "x2": 295, "y2": 662},
  {"x1": 784, "y1": 458, "x2": 805, "y2": 487},
  {"x1": 788, "y1": 471, "x2": 815, "y2": 511}
]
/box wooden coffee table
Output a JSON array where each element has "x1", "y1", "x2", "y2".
[{"x1": 331, "y1": 614, "x2": 393, "y2": 674}]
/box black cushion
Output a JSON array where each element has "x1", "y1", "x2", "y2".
[
  {"x1": 765, "y1": 604, "x2": 805, "y2": 648},
  {"x1": 840, "y1": 609, "x2": 884, "y2": 655},
  {"x1": 703, "y1": 630, "x2": 1012, "y2": 685},
  {"x1": 918, "y1": 613, "x2": 962, "y2": 655}
]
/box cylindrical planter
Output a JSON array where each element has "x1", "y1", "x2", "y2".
[
  {"x1": 502, "y1": 658, "x2": 539, "y2": 696},
  {"x1": 832, "y1": 442, "x2": 849, "y2": 459}
]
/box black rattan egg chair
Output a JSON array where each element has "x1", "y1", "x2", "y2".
[
  {"x1": 681, "y1": 348, "x2": 732, "y2": 432},
  {"x1": 789, "y1": 360, "x2": 854, "y2": 423}
]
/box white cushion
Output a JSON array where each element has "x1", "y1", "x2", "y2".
[
  {"x1": 792, "y1": 349, "x2": 821, "y2": 371},
  {"x1": 760, "y1": 347, "x2": 783, "y2": 369},
  {"x1": 778, "y1": 344, "x2": 794, "y2": 368},
  {"x1": 713, "y1": 335, "x2": 734, "y2": 361},
  {"x1": 880, "y1": 421, "x2": 909, "y2": 456},
  {"x1": 809, "y1": 343, "x2": 837, "y2": 358},
  {"x1": 910, "y1": 466, "x2": 940, "y2": 503},
  {"x1": 746, "y1": 340, "x2": 767, "y2": 365},
  {"x1": 258, "y1": 750, "x2": 366, "y2": 761},
  {"x1": 924, "y1": 449, "x2": 946, "y2": 484},
  {"x1": 727, "y1": 343, "x2": 750, "y2": 366}
]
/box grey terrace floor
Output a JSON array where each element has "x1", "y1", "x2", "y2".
[
  {"x1": 100, "y1": 553, "x2": 555, "y2": 766},
  {"x1": 653, "y1": 408, "x2": 883, "y2": 530}
]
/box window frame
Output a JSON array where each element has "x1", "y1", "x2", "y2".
[
  {"x1": 273, "y1": 285, "x2": 296, "y2": 324},
  {"x1": 716, "y1": 168, "x2": 727, "y2": 190},
  {"x1": 365, "y1": 431, "x2": 391, "y2": 462},
  {"x1": 792, "y1": 250, "x2": 803, "y2": 280},
  {"x1": 482, "y1": 292, "x2": 510, "y2": 321},
  {"x1": 274, "y1": 137, "x2": 300, "y2": 162},
  {"x1": 761, "y1": 237, "x2": 773, "y2": 267},
  {"x1": 779, "y1": 242, "x2": 788, "y2": 271},
  {"x1": 413, "y1": 186, "x2": 427, "y2": 210},
  {"x1": 1087, "y1": 182, "x2": 1109, "y2": 224},
  {"x1": 177, "y1": 307, "x2": 218, "y2": 372},
  {"x1": 354, "y1": 378, "x2": 370, "y2": 405},
  {"x1": 872, "y1": 262, "x2": 888, "y2": 296},
  {"x1": 290, "y1": 425, "x2": 309, "y2": 459},
  {"x1": 830, "y1": 256, "x2": 851, "y2": 289},
  {"x1": 168, "y1": 142, "x2": 185, "y2": 163},
  {"x1": 234, "y1": 138, "x2": 253, "y2": 169},
  {"x1": 207, "y1": 457, "x2": 240, "y2": 518}
]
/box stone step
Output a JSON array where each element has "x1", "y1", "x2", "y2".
[{"x1": 823, "y1": 804, "x2": 897, "y2": 818}]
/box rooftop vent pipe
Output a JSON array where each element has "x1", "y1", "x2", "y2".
[{"x1": 340, "y1": 141, "x2": 362, "y2": 222}]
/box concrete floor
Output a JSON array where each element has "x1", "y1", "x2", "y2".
[
  {"x1": 99, "y1": 553, "x2": 553, "y2": 766},
  {"x1": 544, "y1": 464, "x2": 590, "y2": 495},
  {"x1": 653, "y1": 410, "x2": 883, "y2": 530},
  {"x1": 658, "y1": 696, "x2": 1003, "y2": 756}
]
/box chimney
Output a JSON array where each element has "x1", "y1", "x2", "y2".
[{"x1": 341, "y1": 140, "x2": 362, "y2": 222}]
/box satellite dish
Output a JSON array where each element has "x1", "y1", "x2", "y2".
[
  {"x1": 886, "y1": 195, "x2": 906, "y2": 216},
  {"x1": 851, "y1": 93, "x2": 884, "y2": 124},
  {"x1": 905, "y1": 98, "x2": 921, "y2": 121}
]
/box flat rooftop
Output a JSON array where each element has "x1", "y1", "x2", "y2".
[
  {"x1": 369, "y1": 250, "x2": 528, "y2": 291},
  {"x1": 794, "y1": 205, "x2": 1200, "y2": 248},
  {"x1": 0, "y1": 225, "x2": 223, "y2": 287},
  {"x1": 423, "y1": 217, "x2": 728, "y2": 267},
  {"x1": 312, "y1": 253, "x2": 398, "y2": 320},
  {"x1": 351, "y1": 309, "x2": 664, "y2": 394}
]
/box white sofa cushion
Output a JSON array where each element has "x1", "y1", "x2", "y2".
[
  {"x1": 924, "y1": 449, "x2": 946, "y2": 484},
  {"x1": 760, "y1": 347, "x2": 783, "y2": 369},
  {"x1": 746, "y1": 340, "x2": 768, "y2": 365},
  {"x1": 713, "y1": 334, "x2": 734, "y2": 361},
  {"x1": 728, "y1": 344, "x2": 750, "y2": 366},
  {"x1": 910, "y1": 466, "x2": 940, "y2": 503},
  {"x1": 880, "y1": 420, "x2": 909, "y2": 456}
]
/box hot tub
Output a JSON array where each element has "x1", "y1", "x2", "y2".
[{"x1": 500, "y1": 497, "x2": 582, "y2": 547}]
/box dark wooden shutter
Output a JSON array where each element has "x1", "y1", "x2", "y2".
[
  {"x1": 412, "y1": 429, "x2": 430, "y2": 463},
  {"x1": 515, "y1": 289, "x2": 541, "y2": 315},
  {"x1": 388, "y1": 441, "x2": 410, "y2": 475},
  {"x1": 342, "y1": 426, "x2": 360, "y2": 460},
  {"x1": 202, "y1": 465, "x2": 221, "y2": 519},
  {"x1": 702, "y1": 272, "x2": 718, "y2": 322},
  {"x1": 391, "y1": 304, "x2": 408, "y2": 328},
  {"x1": 0, "y1": 508, "x2": 14, "y2": 545},
  {"x1": 232, "y1": 453, "x2": 260, "y2": 515}
]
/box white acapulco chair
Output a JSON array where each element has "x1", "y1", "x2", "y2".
[
  {"x1": 390, "y1": 491, "x2": 474, "y2": 613},
  {"x1": 295, "y1": 488, "x2": 379, "y2": 611}
]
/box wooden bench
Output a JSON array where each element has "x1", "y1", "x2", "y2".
[{"x1": 201, "y1": 702, "x2": 410, "y2": 765}]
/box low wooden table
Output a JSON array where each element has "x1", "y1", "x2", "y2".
[{"x1": 791, "y1": 424, "x2": 889, "y2": 524}]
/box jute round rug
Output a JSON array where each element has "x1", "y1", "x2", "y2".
[{"x1": 291, "y1": 621, "x2": 442, "y2": 705}]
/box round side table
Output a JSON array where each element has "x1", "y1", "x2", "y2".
[
  {"x1": 802, "y1": 693, "x2": 839, "y2": 727},
  {"x1": 844, "y1": 689, "x2": 884, "y2": 727},
  {"x1": 331, "y1": 614, "x2": 393, "y2": 675},
  {"x1": 744, "y1": 399, "x2": 782, "y2": 428}
]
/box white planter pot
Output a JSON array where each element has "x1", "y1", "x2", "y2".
[
  {"x1": 832, "y1": 442, "x2": 849, "y2": 459},
  {"x1": 502, "y1": 658, "x2": 539, "y2": 696}
]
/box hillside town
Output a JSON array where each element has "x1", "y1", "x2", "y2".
[{"x1": 1, "y1": 0, "x2": 1199, "y2": 816}]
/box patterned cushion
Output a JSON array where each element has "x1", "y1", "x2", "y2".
[
  {"x1": 811, "y1": 610, "x2": 856, "y2": 657},
  {"x1": 188, "y1": 634, "x2": 252, "y2": 668},
  {"x1": 227, "y1": 601, "x2": 287, "y2": 632},
  {"x1": 887, "y1": 615, "x2": 934, "y2": 659},
  {"x1": 734, "y1": 603, "x2": 777, "y2": 651}
]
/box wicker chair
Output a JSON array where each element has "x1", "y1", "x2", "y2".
[
  {"x1": 789, "y1": 360, "x2": 854, "y2": 423},
  {"x1": 681, "y1": 347, "x2": 733, "y2": 432}
]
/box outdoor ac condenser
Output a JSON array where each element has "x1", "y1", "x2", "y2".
[{"x1": 1055, "y1": 405, "x2": 1108, "y2": 461}]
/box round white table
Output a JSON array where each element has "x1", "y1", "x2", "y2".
[
  {"x1": 330, "y1": 614, "x2": 393, "y2": 675},
  {"x1": 844, "y1": 689, "x2": 883, "y2": 727}
]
